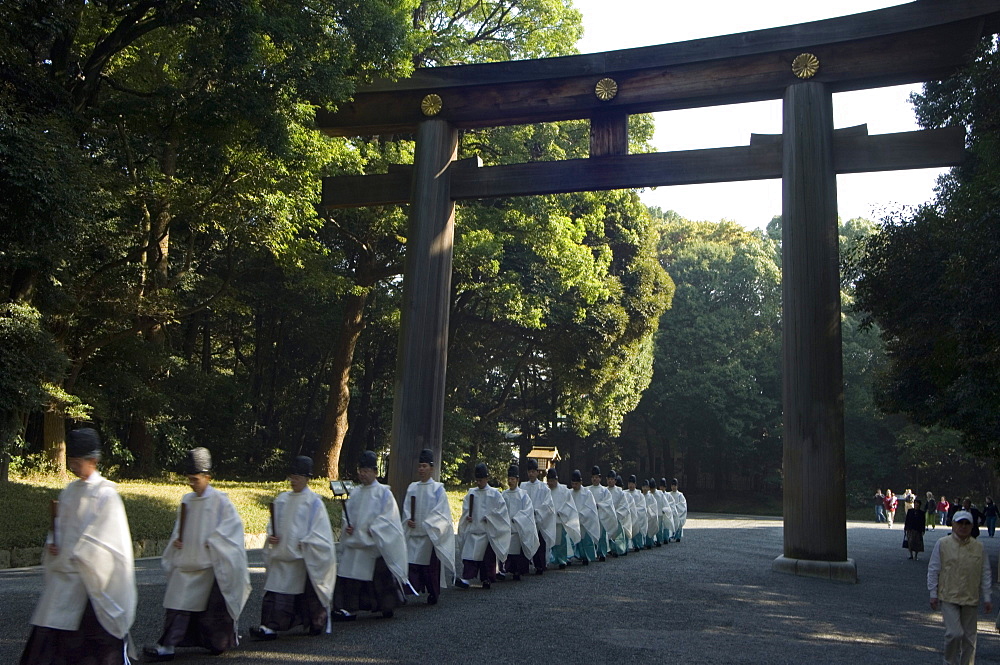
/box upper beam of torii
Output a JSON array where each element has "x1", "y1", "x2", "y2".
[{"x1": 318, "y1": 0, "x2": 1000, "y2": 583}]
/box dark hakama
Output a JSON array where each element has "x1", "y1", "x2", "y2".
[
  {"x1": 158, "y1": 581, "x2": 236, "y2": 654},
  {"x1": 408, "y1": 549, "x2": 442, "y2": 600},
  {"x1": 20, "y1": 601, "x2": 126, "y2": 665},
  {"x1": 504, "y1": 550, "x2": 530, "y2": 576},
  {"x1": 260, "y1": 575, "x2": 327, "y2": 634},
  {"x1": 531, "y1": 531, "x2": 548, "y2": 572},
  {"x1": 333, "y1": 557, "x2": 402, "y2": 615},
  {"x1": 462, "y1": 544, "x2": 498, "y2": 583}
]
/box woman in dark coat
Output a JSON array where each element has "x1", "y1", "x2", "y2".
[{"x1": 903, "y1": 499, "x2": 926, "y2": 560}]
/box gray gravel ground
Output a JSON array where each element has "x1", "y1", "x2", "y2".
[{"x1": 3, "y1": 515, "x2": 1000, "y2": 664}]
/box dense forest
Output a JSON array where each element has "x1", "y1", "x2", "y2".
[{"x1": 2, "y1": 2, "x2": 998, "y2": 506}]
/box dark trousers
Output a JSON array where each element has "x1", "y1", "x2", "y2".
[
  {"x1": 333, "y1": 557, "x2": 402, "y2": 614},
  {"x1": 261, "y1": 575, "x2": 327, "y2": 634},
  {"x1": 408, "y1": 549, "x2": 441, "y2": 599},
  {"x1": 20, "y1": 601, "x2": 125, "y2": 665},
  {"x1": 504, "y1": 551, "x2": 530, "y2": 575},
  {"x1": 531, "y1": 531, "x2": 548, "y2": 572},
  {"x1": 159, "y1": 581, "x2": 236, "y2": 654},
  {"x1": 462, "y1": 544, "x2": 497, "y2": 583}
]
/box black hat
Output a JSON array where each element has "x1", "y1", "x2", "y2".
[
  {"x1": 547, "y1": 467, "x2": 558, "y2": 480},
  {"x1": 290, "y1": 456, "x2": 313, "y2": 477},
  {"x1": 660, "y1": 477, "x2": 668, "y2": 488},
  {"x1": 607, "y1": 469, "x2": 618, "y2": 481},
  {"x1": 671, "y1": 478, "x2": 679, "y2": 486},
  {"x1": 591, "y1": 465, "x2": 601, "y2": 477},
  {"x1": 359, "y1": 450, "x2": 378, "y2": 470},
  {"x1": 474, "y1": 462, "x2": 489, "y2": 479},
  {"x1": 525, "y1": 457, "x2": 538, "y2": 471},
  {"x1": 419, "y1": 448, "x2": 435, "y2": 465},
  {"x1": 184, "y1": 447, "x2": 212, "y2": 475},
  {"x1": 571, "y1": 469, "x2": 583, "y2": 483},
  {"x1": 66, "y1": 428, "x2": 101, "y2": 459},
  {"x1": 508, "y1": 464, "x2": 519, "y2": 478},
  {"x1": 628, "y1": 474, "x2": 637, "y2": 485},
  {"x1": 641, "y1": 478, "x2": 650, "y2": 487}
]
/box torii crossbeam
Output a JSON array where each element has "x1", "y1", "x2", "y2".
[{"x1": 319, "y1": 0, "x2": 1000, "y2": 582}]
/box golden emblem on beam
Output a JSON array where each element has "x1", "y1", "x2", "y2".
[
  {"x1": 791, "y1": 53, "x2": 820, "y2": 79},
  {"x1": 421, "y1": 94, "x2": 443, "y2": 116},
  {"x1": 595, "y1": 78, "x2": 618, "y2": 101}
]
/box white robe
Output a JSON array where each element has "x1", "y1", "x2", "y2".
[
  {"x1": 641, "y1": 491, "x2": 658, "y2": 539},
  {"x1": 263, "y1": 487, "x2": 337, "y2": 608},
  {"x1": 572, "y1": 487, "x2": 601, "y2": 543},
  {"x1": 502, "y1": 487, "x2": 540, "y2": 558},
  {"x1": 403, "y1": 479, "x2": 457, "y2": 589},
  {"x1": 30, "y1": 471, "x2": 137, "y2": 640},
  {"x1": 338, "y1": 481, "x2": 411, "y2": 590},
  {"x1": 624, "y1": 489, "x2": 644, "y2": 538},
  {"x1": 162, "y1": 485, "x2": 250, "y2": 622},
  {"x1": 588, "y1": 483, "x2": 620, "y2": 539},
  {"x1": 458, "y1": 486, "x2": 510, "y2": 563},
  {"x1": 549, "y1": 484, "x2": 582, "y2": 546},
  {"x1": 609, "y1": 485, "x2": 633, "y2": 540},
  {"x1": 656, "y1": 490, "x2": 676, "y2": 534},
  {"x1": 670, "y1": 489, "x2": 688, "y2": 530},
  {"x1": 522, "y1": 478, "x2": 557, "y2": 548}
]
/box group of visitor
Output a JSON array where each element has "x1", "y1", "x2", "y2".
[{"x1": 20, "y1": 428, "x2": 688, "y2": 664}]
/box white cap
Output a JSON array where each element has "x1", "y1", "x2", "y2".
[{"x1": 953, "y1": 510, "x2": 974, "y2": 523}]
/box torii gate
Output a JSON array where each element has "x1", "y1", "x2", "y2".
[{"x1": 319, "y1": 0, "x2": 1000, "y2": 582}]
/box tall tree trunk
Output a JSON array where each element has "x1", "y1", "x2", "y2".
[
  {"x1": 341, "y1": 343, "x2": 377, "y2": 477},
  {"x1": 43, "y1": 410, "x2": 66, "y2": 474},
  {"x1": 317, "y1": 290, "x2": 368, "y2": 478}
]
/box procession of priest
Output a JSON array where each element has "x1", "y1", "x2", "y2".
[{"x1": 20, "y1": 429, "x2": 688, "y2": 664}]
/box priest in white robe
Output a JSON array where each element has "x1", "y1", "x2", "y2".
[
  {"x1": 570, "y1": 470, "x2": 601, "y2": 565},
  {"x1": 456, "y1": 462, "x2": 510, "y2": 589},
  {"x1": 656, "y1": 478, "x2": 676, "y2": 545},
  {"x1": 624, "y1": 475, "x2": 646, "y2": 551},
  {"x1": 333, "y1": 450, "x2": 413, "y2": 620},
  {"x1": 403, "y1": 448, "x2": 456, "y2": 605},
  {"x1": 521, "y1": 458, "x2": 557, "y2": 574},
  {"x1": 670, "y1": 478, "x2": 689, "y2": 541},
  {"x1": 20, "y1": 428, "x2": 137, "y2": 665},
  {"x1": 588, "y1": 466, "x2": 617, "y2": 561},
  {"x1": 146, "y1": 447, "x2": 250, "y2": 662},
  {"x1": 251, "y1": 456, "x2": 336, "y2": 641},
  {"x1": 641, "y1": 479, "x2": 659, "y2": 548},
  {"x1": 546, "y1": 468, "x2": 581, "y2": 568},
  {"x1": 606, "y1": 470, "x2": 632, "y2": 557},
  {"x1": 500, "y1": 464, "x2": 539, "y2": 580}
]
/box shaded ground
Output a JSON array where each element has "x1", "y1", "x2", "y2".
[{"x1": 2, "y1": 515, "x2": 998, "y2": 664}]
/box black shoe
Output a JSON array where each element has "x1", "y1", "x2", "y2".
[
  {"x1": 250, "y1": 627, "x2": 277, "y2": 641},
  {"x1": 427, "y1": 595, "x2": 438, "y2": 605},
  {"x1": 582, "y1": 558, "x2": 589, "y2": 566},
  {"x1": 381, "y1": 610, "x2": 394, "y2": 618},
  {"x1": 513, "y1": 573, "x2": 521, "y2": 581},
  {"x1": 331, "y1": 610, "x2": 356, "y2": 622},
  {"x1": 558, "y1": 563, "x2": 566, "y2": 569},
  {"x1": 598, "y1": 555, "x2": 606, "y2": 562},
  {"x1": 535, "y1": 569, "x2": 544, "y2": 575},
  {"x1": 482, "y1": 581, "x2": 491, "y2": 590},
  {"x1": 308, "y1": 625, "x2": 323, "y2": 636},
  {"x1": 496, "y1": 572, "x2": 506, "y2": 581},
  {"x1": 610, "y1": 551, "x2": 618, "y2": 558},
  {"x1": 455, "y1": 578, "x2": 470, "y2": 589},
  {"x1": 143, "y1": 646, "x2": 175, "y2": 663}
]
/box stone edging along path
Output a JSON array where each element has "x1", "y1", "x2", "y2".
[{"x1": 0, "y1": 533, "x2": 269, "y2": 569}]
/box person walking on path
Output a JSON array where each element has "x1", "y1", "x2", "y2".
[
  {"x1": 884, "y1": 490, "x2": 898, "y2": 528},
  {"x1": 904, "y1": 499, "x2": 927, "y2": 560},
  {"x1": 927, "y1": 510, "x2": 992, "y2": 665},
  {"x1": 939, "y1": 497, "x2": 951, "y2": 526},
  {"x1": 926, "y1": 492, "x2": 939, "y2": 530},
  {"x1": 983, "y1": 497, "x2": 997, "y2": 538},
  {"x1": 403, "y1": 448, "x2": 456, "y2": 606},
  {"x1": 903, "y1": 489, "x2": 917, "y2": 513},
  {"x1": 875, "y1": 489, "x2": 886, "y2": 523}
]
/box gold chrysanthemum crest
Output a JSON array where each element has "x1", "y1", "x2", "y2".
[
  {"x1": 791, "y1": 53, "x2": 820, "y2": 79},
  {"x1": 595, "y1": 78, "x2": 618, "y2": 101},
  {"x1": 421, "y1": 93, "x2": 443, "y2": 116}
]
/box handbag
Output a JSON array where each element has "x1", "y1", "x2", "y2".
[{"x1": 902, "y1": 537, "x2": 909, "y2": 548}]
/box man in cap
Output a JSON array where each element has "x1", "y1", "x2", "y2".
[
  {"x1": 333, "y1": 450, "x2": 412, "y2": 620},
  {"x1": 669, "y1": 478, "x2": 688, "y2": 542},
  {"x1": 456, "y1": 463, "x2": 510, "y2": 589},
  {"x1": 927, "y1": 510, "x2": 992, "y2": 664},
  {"x1": 588, "y1": 466, "x2": 617, "y2": 562},
  {"x1": 605, "y1": 470, "x2": 632, "y2": 557},
  {"x1": 656, "y1": 478, "x2": 677, "y2": 546},
  {"x1": 20, "y1": 428, "x2": 137, "y2": 665},
  {"x1": 145, "y1": 447, "x2": 250, "y2": 661},
  {"x1": 624, "y1": 475, "x2": 646, "y2": 551},
  {"x1": 251, "y1": 456, "x2": 336, "y2": 641},
  {"x1": 570, "y1": 470, "x2": 601, "y2": 565},
  {"x1": 501, "y1": 464, "x2": 539, "y2": 580},
  {"x1": 402, "y1": 448, "x2": 456, "y2": 605},
  {"x1": 521, "y1": 458, "x2": 557, "y2": 574},
  {"x1": 546, "y1": 468, "x2": 582, "y2": 569}
]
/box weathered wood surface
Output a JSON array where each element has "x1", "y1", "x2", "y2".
[
  {"x1": 781, "y1": 82, "x2": 848, "y2": 565},
  {"x1": 590, "y1": 112, "x2": 629, "y2": 157},
  {"x1": 321, "y1": 126, "x2": 965, "y2": 208},
  {"x1": 318, "y1": 0, "x2": 1000, "y2": 136},
  {"x1": 384, "y1": 119, "x2": 458, "y2": 506}
]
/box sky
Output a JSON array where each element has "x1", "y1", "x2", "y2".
[{"x1": 570, "y1": 0, "x2": 947, "y2": 229}]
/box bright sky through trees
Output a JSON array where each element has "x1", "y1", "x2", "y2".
[{"x1": 571, "y1": 0, "x2": 947, "y2": 228}]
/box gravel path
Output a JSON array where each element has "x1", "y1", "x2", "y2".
[{"x1": 2, "y1": 515, "x2": 999, "y2": 664}]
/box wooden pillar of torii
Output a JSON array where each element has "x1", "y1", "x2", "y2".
[{"x1": 318, "y1": 0, "x2": 1000, "y2": 581}]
